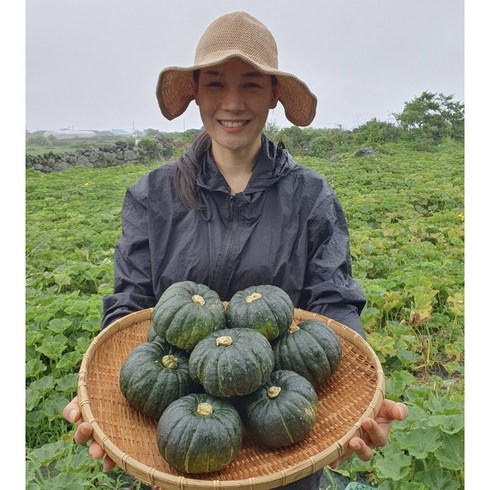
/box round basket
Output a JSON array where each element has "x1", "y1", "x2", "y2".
[{"x1": 77, "y1": 308, "x2": 384, "y2": 490}]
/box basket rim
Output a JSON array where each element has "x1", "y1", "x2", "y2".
[{"x1": 78, "y1": 307, "x2": 385, "y2": 490}]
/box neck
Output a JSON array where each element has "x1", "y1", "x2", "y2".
[{"x1": 210, "y1": 138, "x2": 262, "y2": 194}]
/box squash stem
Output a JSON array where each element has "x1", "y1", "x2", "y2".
[
  {"x1": 216, "y1": 336, "x2": 233, "y2": 347},
  {"x1": 191, "y1": 294, "x2": 206, "y2": 305},
  {"x1": 196, "y1": 402, "x2": 214, "y2": 416},
  {"x1": 245, "y1": 292, "x2": 262, "y2": 303},
  {"x1": 161, "y1": 354, "x2": 178, "y2": 369},
  {"x1": 267, "y1": 386, "x2": 282, "y2": 399}
]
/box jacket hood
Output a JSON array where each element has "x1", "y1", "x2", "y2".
[
  {"x1": 196, "y1": 135, "x2": 296, "y2": 196},
  {"x1": 195, "y1": 135, "x2": 297, "y2": 221}
]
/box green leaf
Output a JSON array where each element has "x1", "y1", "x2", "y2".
[
  {"x1": 28, "y1": 441, "x2": 70, "y2": 464},
  {"x1": 28, "y1": 375, "x2": 56, "y2": 394},
  {"x1": 26, "y1": 358, "x2": 47, "y2": 378},
  {"x1": 35, "y1": 335, "x2": 68, "y2": 360},
  {"x1": 56, "y1": 373, "x2": 77, "y2": 394},
  {"x1": 428, "y1": 414, "x2": 464, "y2": 434},
  {"x1": 43, "y1": 392, "x2": 70, "y2": 421},
  {"x1": 48, "y1": 318, "x2": 72, "y2": 334},
  {"x1": 414, "y1": 468, "x2": 460, "y2": 490},
  {"x1": 56, "y1": 351, "x2": 82, "y2": 370},
  {"x1": 434, "y1": 433, "x2": 464, "y2": 471},
  {"x1": 26, "y1": 388, "x2": 43, "y2": 411},
  {"x1": 40, "y1": 472, "x2": 88, "y2": 490},
  {"x1": 373, "y1": 452, "x2": 412, "y2": 481},
  {"x1": 393, "y1": 427, "x2": 441, "y2": 458}
]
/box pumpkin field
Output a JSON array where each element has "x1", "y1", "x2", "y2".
[{"x1": 25, "y1": 139, "x2": 464, "y2": 489}]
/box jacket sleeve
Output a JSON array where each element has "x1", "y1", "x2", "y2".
[
  {"x1": 299, "y1": 184, "x2": 367, "y2": 338},
  {"x1": 101, "y1": 181, "x2": 157, "y2": 328}
]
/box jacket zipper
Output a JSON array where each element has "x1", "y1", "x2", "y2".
[{"x1": 212, "y1": 196, "x2": 240, "y2": 297}]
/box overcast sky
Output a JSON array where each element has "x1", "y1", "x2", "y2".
[{"x1": 25, "y1": 0, "x2": 464, "y2": 133}]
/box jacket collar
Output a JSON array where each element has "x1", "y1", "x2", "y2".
[{"x1": 196, "y1": 135, "x2": 296, "y2": 196}]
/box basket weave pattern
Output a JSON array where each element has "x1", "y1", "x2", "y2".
[{"x1": 78, "y1": 308, "x2": 384, "y2": 490}]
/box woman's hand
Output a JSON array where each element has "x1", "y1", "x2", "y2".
[
  {"x1": 329, "y1": 399, "x2": 409, "y2": 469},
  {"x1": 62, "y1": 397, "x2": 117, "y2": 471}
]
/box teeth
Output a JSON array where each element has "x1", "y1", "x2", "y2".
[{"x1": 220, "y1": 120, "x2": 247, "y2": 128}]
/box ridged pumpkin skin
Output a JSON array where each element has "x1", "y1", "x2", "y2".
[
  {"x1": 156, "y1": 393, "x2": 242, "y2": 474},
  {"x1": 189, "y1": 328, "x2": 274, "y2": 398},
  {"x1": 272, "y1": 319, "x2": 342, "y2": 389},
  {"x1": 119, "y1": 338, "x2": 201, "y2": 420},
  {"x1": 240, "y1": 370, "x2": 318, "y2": 448},
  {"x1": 151, "y1": 281, "x2": 226, "y2": 351},
  {"x1": 226, "y1": 285, "x2": 294, "y2": 340}
]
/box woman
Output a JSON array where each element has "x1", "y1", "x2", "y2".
[{"x1": 64, "y1": 11, "x2": 408, "y2": 489}]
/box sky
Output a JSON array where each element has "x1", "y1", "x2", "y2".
[{"x1": 25, "y1": 0, "x2": 465, "y2": 133}]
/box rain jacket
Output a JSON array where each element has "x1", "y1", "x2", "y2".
[{"x1": 102, "y1": 136, "x2": 366, "y2": 336}]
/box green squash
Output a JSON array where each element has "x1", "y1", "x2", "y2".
[
  {"x1": 147, "y1": 323, "x2": 160, "y2": 342},
  {"x1": 119, "y1": 338, "x2": 201, "y2": 420},
  {"x1": 240, "y1": 370, "x2": 318, "y2": 448},
  {"x1": 272, "y1": 319, "x2": 342, "y2": 389},
  {"x1": 189, "y1": 328, "x2": 274, "y2": 398},
  {"x1": 151, "y1": 281, "x2": 226, "y2": 350},
  {"x1": 156, "y1": 393, "x2": 242, "y2": 474},
  {"x1": 226, "y1": 285, "x2": 294, "y2": 340}
]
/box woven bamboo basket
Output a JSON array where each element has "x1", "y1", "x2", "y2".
[{"x1": 77, "y1": 307, "x2": 384, "y2": 490}]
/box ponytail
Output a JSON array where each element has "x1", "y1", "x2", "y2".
[{"x1": 174, "y1": 131, "x2": 211, "y2": 210}]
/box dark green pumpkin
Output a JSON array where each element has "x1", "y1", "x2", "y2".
[
  {"x1": 240, "y1": 370, "x2": 318, "y2": 448},
  {"x1": 156, "y1": 393, "x2": 242, "y2": 474},
  {"x1": 189, "y1": 328, "x2": 274, "y2": 398},
  {"x1": 272, "y1": 319, "x2": 342, "y2": 389},
  {"x1": 147, "y1": 323, "x2": 160, "y2": 342},
  {"x1": 226, "y1": 285, "x2": 294, "y2": 340},
  {"x1": 151, "y1": 281, "x2": 226, "y2": 351},
  {"x1": 119, "y1": 338, "x2": 201, "y2": 420}
]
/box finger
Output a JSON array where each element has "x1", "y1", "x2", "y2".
[
  {"x1": 73, "y1": 421, "x2": 93, "y2": 445},
  {"x1": 88, "y1": 441, "x2": 105, "y2": 460},
  {"x1": 378, "y1": 399, "x2": 408, "y2": 422},
  {"x1": 103, "y1": 455, "x2": 117, "y2": 472},
  {"x1": 63, "y1": 397, "x2": 81, "y2": 424},
  {"x1": 349, "y1": 437, "x2": 374, "y2": 462},
  {"x1": 361, "y1": 418, "x2": 388, "y2": 447},
  {"x1": 391, "y1": 402, "x2": 409, "y2": 421}
]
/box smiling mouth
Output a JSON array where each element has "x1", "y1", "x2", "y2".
[{"x1": 219, "y1": 120, "x2": 249, "y2": 128}]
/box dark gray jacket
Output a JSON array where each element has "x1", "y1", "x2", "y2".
[{"x1": 102, "y1": 137, "x2": 366, "y2": 336}]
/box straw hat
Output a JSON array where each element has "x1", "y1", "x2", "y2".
[{"x1": 156, "y1": 11, "x2": 317, "y2": 127}]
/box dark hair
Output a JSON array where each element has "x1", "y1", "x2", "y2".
[{"x1": 174, "y1": 131, "x2": 211, "y2": 210}]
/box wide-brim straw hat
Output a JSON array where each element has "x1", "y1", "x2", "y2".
[{"x1": 156, "y1": 11, "x2": 317, "y2": 127}]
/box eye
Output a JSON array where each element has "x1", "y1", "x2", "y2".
[
  {"x1": 206, "y1": 81, "x2": 223, "y2": 88},
  {"x1": 243, "y1": 82, "x2": 261, "y2": 89}
]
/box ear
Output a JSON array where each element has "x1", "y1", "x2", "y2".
[{"x1": 269, "y1": 85, "x2": 279, "y2": 109}]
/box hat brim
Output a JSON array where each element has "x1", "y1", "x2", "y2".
[{"x1": 156, "y1": 53, "x2": 317, "y2": 127}]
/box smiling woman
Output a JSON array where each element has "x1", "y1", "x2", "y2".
[{"x1": 63, "y1": 10, "x2": 408, "y2": 490}]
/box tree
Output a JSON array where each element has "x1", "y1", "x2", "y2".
[{"x1": 394, "y1": 91, "x2": 464, "y2": 142}]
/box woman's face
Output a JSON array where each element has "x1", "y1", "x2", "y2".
[{"x1": 194, "y1": 58, "x2": 278, "y2": 156}]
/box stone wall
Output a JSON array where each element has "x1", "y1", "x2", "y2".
[{"x1": 26, "y1": 140, "x2": 173, "y2": 173}]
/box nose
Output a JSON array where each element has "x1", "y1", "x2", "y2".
[{"x1": 221, "y1": 87, "x2": 245, "y2": 112}]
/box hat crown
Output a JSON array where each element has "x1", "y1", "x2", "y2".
[{"x1": 194, "y1": 12, "x2": 278, "y2": 69}]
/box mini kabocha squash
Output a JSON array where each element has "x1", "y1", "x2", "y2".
[
  {"x1": 189, "y1": 328, "x2": 274, "y2": 398},
  {"x1": 272, "y1": 319, "x2": 342, "y2": 389},
  {"x1": 147, "y1": 323, "x2": 159, "y2": 342},
  {"x1": 156, "y1": 393, "x2": 242, "y2": 474},
  {"x1": 151, "y1": 281, "x2": 226, "y2": 351},
  {"x1": 119, "y1": 338, "x2": 201, "y2": 420},
  {"x1": 240, "y1": 370, "x2": 318, "y2": 449},
  {"x1": 226, "y1": 285, "x2": 294, "y2": 340}
]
